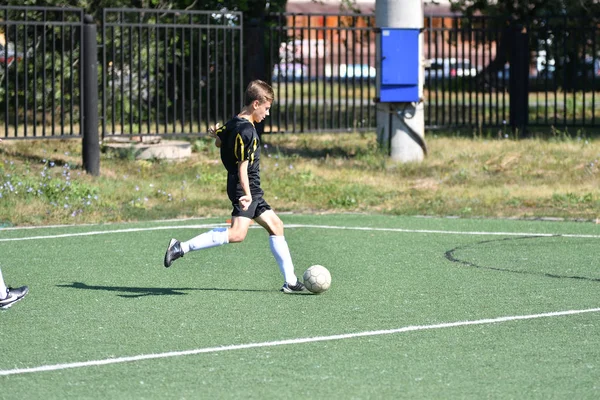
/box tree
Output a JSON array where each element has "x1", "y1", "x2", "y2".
[{"x1": 449, "y1": 0, "x2": 600, "y2": 88}]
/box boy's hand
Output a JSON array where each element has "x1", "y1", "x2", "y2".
[
  {"x1": 239, "y1": 195, "x2": 252, "y2": 211},
  {"x1": 208, "y1": 123, "x2": 221, "y2": 138}
]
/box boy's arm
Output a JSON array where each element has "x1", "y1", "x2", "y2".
[{"x1": 237, "y1": 160, "x2": 252, "y2": 211}]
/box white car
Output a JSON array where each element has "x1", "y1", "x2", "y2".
[
  {"x1": 425, "y1": 58, "x2": 477, "y2": 79},
  {"x1": 325, "y1": 64, "x2": 376, "y2": 81},
  {"x1": 272, "y1": 62, "x2": 309, "y2": 82},
  {"x1": 0, "y1": 42, "x2": 22, "y2": 67}
]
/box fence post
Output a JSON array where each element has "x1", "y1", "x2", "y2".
[
  {"x1": 509, "y1": 24, "x2": 529, "y2": 136},
  {"x1": 82, "y1": 14, "x2": 100, "y2": 176}
]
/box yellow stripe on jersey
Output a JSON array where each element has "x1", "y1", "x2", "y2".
[
  {"x1": 250, "y1": 138, "x2": 258, "y2": 164},
  {"x1": 235, "y1": 133, "x2": 245, "y2": 161}
]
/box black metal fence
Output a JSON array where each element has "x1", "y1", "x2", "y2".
[
  {"x1": 1, "y1": 6, "x2": 599, "y2": 142},
  {"x1": 423, "y1": 15, "x2": 600, "y2": 131},
  {"x1": 101, "y1": 9, "x2": 243, "y2": 138},
  {"x1": 0, "y1": 7, "x2": 84, "y2": 139},
  {"x1": 0, "y1": 6, "x2": 244, "y2": 141},
  {"x1": 265, "y1": 13, "x2": 376, "y2": 134},
  {"x1": 266, "y1": 13, "x2": 599, "y2": 134}
]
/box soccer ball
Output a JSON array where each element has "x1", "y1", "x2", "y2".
[{"x1": 303, "y1": 265, "x2": 331, "y2": 294}]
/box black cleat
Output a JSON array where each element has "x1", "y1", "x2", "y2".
[
  {"x1": 164, "y1": 238, "x2": 184, "y2": 268},
  {"x1": 280, "y1": 280, "x2": 309, "y2": 294},
  {"x1": 0, "y1": 286, "x2": 29, "y2": 309}
]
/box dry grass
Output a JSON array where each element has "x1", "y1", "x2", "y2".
[{"x1": 0, "y1": 132, "x2": 598, "y2": 226}]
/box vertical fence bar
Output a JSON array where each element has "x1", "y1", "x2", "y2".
[
  {"x1": 307, "y1": 17, "x2": 312, "y2": 131},
  {"x1": 197, "y1": 26, "x2": 203, "y2": 132},
  {"x1": 69, "y1": 22, "x2": 74, "y2": 135},
  {"x1": 171, "y1": 20, "x2": 177, "y2": 134},
  {"x1": 32, "y1": 22, "x2": 38, "y2": 137},
  {"x1": 592, "y1": 24, "x2": 597, "y2": 127},
  {"x1": 205, "y1": 27, "x2": 211, "y2": 130},
  {"x1": 137, "y1": 13, "x2": 142, "y2": 134},
  {"x1": 112, "y1": 24, "x2": 118, "y2": 135},
  {"x1": 1, "y1": 10, "x2": 6, "y2": 138},
  {"x1": 469, "y1": 18, "x2": 474, "y2": 128},
  {"x1": 22, "y1": 12, "x2": 28, "y2": 137},
  {"x1": 12, "y1": 23, "x2": 19, "y2": 137},
  {"x1": 156, "y1": 20, "x2": 162, "y2": 133},
  {"x1": 146, "y1": 22, "x2": 151, "y2": 134},
  {"x1": 460, "y1": 20, "x2": 465, "y2": 126},
  {"x1": 180, "y1": 20, "x2": 186, "y2": 133}
]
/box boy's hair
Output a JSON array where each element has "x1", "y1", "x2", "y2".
[{"x1": 244, "y1": 80, "x2": 274, "y2": 106}]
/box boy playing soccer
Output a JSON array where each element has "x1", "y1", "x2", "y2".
[{"x1": 163, "y1": 80, "x2": 307, "y2": 293}]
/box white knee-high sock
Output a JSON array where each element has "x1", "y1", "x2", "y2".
[
  {"x1": 0, "y1": 268, "x2": 7, "y2": 299},
  {"x1": 269, "y1": 235, "x2": 298, "y2": 285},
  {"x1": 181, "y1": 227, "x2": 229, "y2": 253}
]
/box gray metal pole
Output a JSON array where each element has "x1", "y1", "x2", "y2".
[
  {"x1": 82, "y1": 14, "x2": 100, "y2": 176},
  {"x1": 376, "y1": 0, "x2": 426, "y2": 162}
]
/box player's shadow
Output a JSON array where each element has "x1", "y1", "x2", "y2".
[{"x1": 57, "y1": 282, "x2": 270, "y2": 298}]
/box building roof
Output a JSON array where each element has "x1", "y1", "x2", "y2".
[{"x1": 286, "y1": 0, "x2": 457, "y2": 16}]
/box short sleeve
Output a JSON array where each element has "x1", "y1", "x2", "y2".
[{"x1": 215, "y1": 124, "x2": 227, "y2": 141}]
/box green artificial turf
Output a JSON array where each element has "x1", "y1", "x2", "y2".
[{"x1": 1, "y1": 214, "x2": 599, "y2": 399}]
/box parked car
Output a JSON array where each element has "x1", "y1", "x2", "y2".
[
  {"x1": 425, "y1": 58, "x2": 477, "y2": 79},
  {"x1": 271, "y1": 62, "x2": 309, "y2": 82},
  {"x1": 496, "y1": 63, "x2": 555, "y2": 81},
  {"x1": 279, "y1": 39, "x2": 326, "y2": 62},
  {"x1": 580, "y1": 56, "x2": 600, "y2": 79},
  {"x1": 0, "y1": 42, "x2": 22, "y2": 67},
  {"x1": 324, "y1": 64, "x2": 376, "y2": 81}
]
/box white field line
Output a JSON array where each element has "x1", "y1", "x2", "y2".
[
  {"x1": 1, "y1": 223, "x2": 600, "y2": 242},
  {"x1": 0, "y1": 216, "x2": 217, "y2": 231},
  {"x1": 1, "y1": 307, "x2": 599, "y2": 377}
]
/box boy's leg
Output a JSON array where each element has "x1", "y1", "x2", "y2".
[
  {"x1": 182, "y1": 227, "x2": 229, "y2": 252},
  {"x1": 164, "y1": 227, "x2": 229, "y2": 268},
  {"x1": 255, "y1": 210, "x2": 303, "y2": 288},
  {"x1": 164, "y1": 217, "x2": 253, "y2": 268},
  {"x1": 184, "y1": 216, "x2": 252, "y2": 249},
  {"x1": 0, "y1": 268, "x2": 7, "y2": 299}
]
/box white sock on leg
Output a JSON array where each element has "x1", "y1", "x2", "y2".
[
  {"x1": 0, "y1": 268, "x2": 7, "y2": 300},
  {"x1": 182, "y1": 227, "x2": 229, "y2": 253},
  {"x1": 269, "y1": 235, "x2": 298, "y2": 285}
]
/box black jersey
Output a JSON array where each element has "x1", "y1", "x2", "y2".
[{"x1": 216, "y1": 116, "x2": 263, "y2": 201}]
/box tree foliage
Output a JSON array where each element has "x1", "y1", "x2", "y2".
[
  {"x1": 0, "y1": 1, "x2": 291, "y2": 130},
  {"x1": 450, "y1": 0, "x2": 600, "y2": 89},
  {"x1": 450, "y1": 0, "x2": 600, "y2": 20},
  {"x1": 2, "y1": 0, "x2": 288, "y2": 19}
]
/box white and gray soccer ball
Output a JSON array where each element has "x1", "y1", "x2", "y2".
[{"x1": 303, "y1": 265, "x2": 331, "y2": 294}]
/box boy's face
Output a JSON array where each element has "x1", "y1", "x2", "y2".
[{"x1": 251, "y1": 100, "x2": 271, "y2": 123}]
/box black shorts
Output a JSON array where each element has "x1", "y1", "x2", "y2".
[{"x1": 232, "y1": 196, "x2": 272, "y2": 219}]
